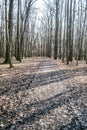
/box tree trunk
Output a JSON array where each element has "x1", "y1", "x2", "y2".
[
  {"x1": 15, "y1": 0, "x2": 21, "y2": 61},
  {"x1": 54, "y1": 0, "x2": 59, "y2": 60},
  {"x1": 4, "y1": 0, "x2": 14, "y2": 68}
]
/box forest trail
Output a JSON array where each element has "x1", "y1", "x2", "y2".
[{"x1": 0, "y1": 58, "x2": 87, "y2": 130}]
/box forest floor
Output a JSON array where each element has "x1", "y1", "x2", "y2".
[{"x1": 0, "y1": 57, "x2": 87, "y2": 130}]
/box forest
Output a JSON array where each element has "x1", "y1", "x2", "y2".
[{"x1": 0, "y1": 0, "x2": 87, "y2": 130}]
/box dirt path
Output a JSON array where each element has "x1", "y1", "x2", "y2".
[{"x1": 0, "y1": 58, "x2": 87, "y2": 130}]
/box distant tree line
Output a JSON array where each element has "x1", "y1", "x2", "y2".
[
  {"x1": 0, "y1": 0, "x2": 38, "y2": 68},
  {"x1": 0, "y1": 0, "x2": 87, "y2": 67},
  {"x1": 40, "y1": 0, "x2": 87, "y2": 65}
]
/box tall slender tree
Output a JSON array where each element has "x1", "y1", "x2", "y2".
[
  {"x1": 54, "y1": 0, "x2": 59, "y2": 60},
  {"x1": 4, "y1": 0, "x2": 14, "y2": 68}
]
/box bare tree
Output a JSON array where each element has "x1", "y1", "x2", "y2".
[
  {"x1": 54, "y1": 0, "x2": 59, "y2": 60},
  {"x1": 4, "y1": 0, "x2": 14, "y2": 68}
]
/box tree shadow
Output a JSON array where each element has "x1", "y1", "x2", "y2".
[
  {"x1": 0, "y1": 65, "x2": 87, "y2": 96},
  {"x1": 59, "y1": 117, "x2": 84, "y2": 130},
  {"x1": 2, "y1": 87, "x2": 83, "y2": 130},
  {"x1": 0, "y1": 60, "x2": 87, "y2": 129},
  {"x1": 30, "y1": 66, "x2": 87, "y2": 88}
]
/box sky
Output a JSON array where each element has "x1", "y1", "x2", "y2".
[
  {"x1": 34, "y1": 0, "x2": 54, "y2": 24},
  {"x1": 35, "y1": 0, "x2": 45, "y2": 18},
  {"x1": 34, "y1": 0, "x2": 45, "y2": 31}
]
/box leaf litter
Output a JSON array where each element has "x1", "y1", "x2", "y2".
[{"x1": 0, "y1": 58, "x2": 87, "y2": 130}]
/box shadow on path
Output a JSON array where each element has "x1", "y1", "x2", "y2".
[
  {"x1": 3, "y1": 86, "x2": 83, "y2": 130},
  {"x1": 0, "y1": 65, "x2": 87, "y2": 96}
]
